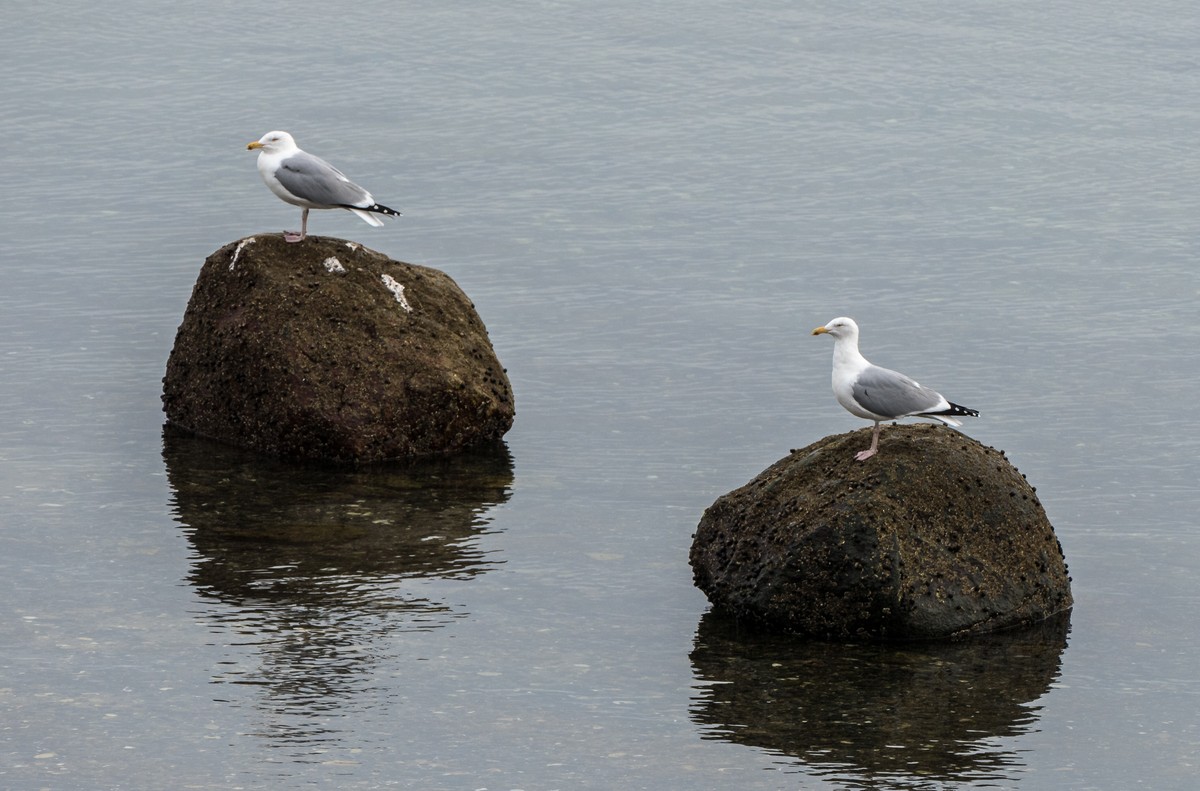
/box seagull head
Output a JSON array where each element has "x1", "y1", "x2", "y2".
[
  {"x1": 247, "y1": 130, "x2": 297, "y2": 154},
  {"x1": 812, "y1": 316, "x2": 859, "y2": 340}
]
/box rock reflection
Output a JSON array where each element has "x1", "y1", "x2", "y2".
[
  {"x1": 689, "y1": 611, "x2": 1070, "y2": 788},
  {"x1": 163, "y1": 427, "x2": 513, "y2": 744}
]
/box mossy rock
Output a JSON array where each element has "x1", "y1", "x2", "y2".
[
  {"x1": 690, "y1": 424, "x2": 1072, "y2": 639},
  {"x1": 162, "y1": 234, "x2": 513, "y2": 462}
]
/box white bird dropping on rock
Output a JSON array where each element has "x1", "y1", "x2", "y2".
[
  {"x1": 247, "y1": 130, "x2": 401, "y2": 243},
  {"x1": 812, "y1": 316, "x2": 978, "y2": 461}
]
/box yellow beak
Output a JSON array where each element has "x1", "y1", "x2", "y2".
[
  {"x1": 247, "y1": 141, "x2": 263, "y2": 150},
  {"x1": 811, "y1": 326, "x2": 829, "y2": 336}
]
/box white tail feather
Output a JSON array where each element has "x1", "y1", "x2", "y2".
[{"x1": 349, "y1": 208, "x2": 386, "y2": 227}]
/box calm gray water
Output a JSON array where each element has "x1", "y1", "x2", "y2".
[{"x1": 2, "y1": 2, "x2": 1198, "y2": 789}]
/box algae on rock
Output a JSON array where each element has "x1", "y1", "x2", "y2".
[
  {"x1": 163, "y1": 235, "x2": 514, "y2": 462},
  {"x1": 690, "y1": 424, "x2": 1072, "y2": 640}
]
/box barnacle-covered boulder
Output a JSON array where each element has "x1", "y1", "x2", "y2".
[{"x1": 690, "y1": 425, "x2": 1072, "y2": 639}]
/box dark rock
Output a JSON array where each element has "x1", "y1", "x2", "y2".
[
  {"x1": 690, "y1": 424, "x2": 1072, "y2": 640},
  {"x1": 162, "y1": 234, "x2": 514, "y2": 462}
]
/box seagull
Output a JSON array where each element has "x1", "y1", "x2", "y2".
[
  {"x1": 246, "y1": 130, "x2": 401, "y2": 243},
  {"x1": 812, "y1": 317, "x2": 978, "y2": 461}
]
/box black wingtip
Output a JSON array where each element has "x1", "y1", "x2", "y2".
[
  {"x1": 342, "y1": 203, "x2": 401, "y2": 217},
  {"x1": 947, "y1": 402, "x2": 980, "y2": 417}
]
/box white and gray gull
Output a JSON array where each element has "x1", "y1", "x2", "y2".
[
  {"x1": 812, "y1": 317, "x2": 978, "y2": 461},
  {"x1": 247, "y1": 130, "x2": 401, "y2": 243}
]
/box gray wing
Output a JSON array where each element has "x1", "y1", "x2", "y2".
[
  {"x1": 852, "y1": 364, "x2": 946, "y2": 419},
  {"x1": 275, "y1": 151, "x2": 371, "y2": 207}
]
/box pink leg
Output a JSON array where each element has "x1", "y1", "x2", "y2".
[
  {"x1": 284, "y1": 209, "x2": 308, "y2": 243},
  {"x1": 855, "y1": 422, "x2": 881, "y2": 461}
]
